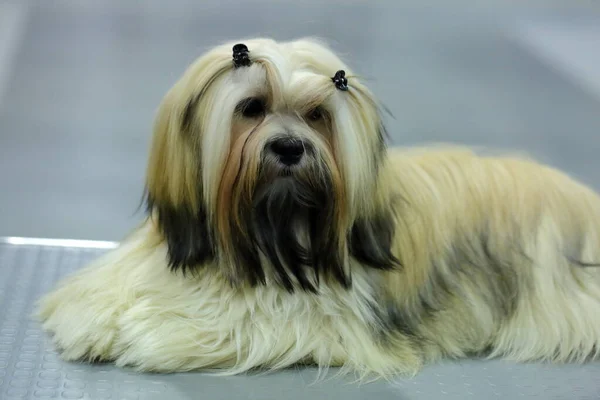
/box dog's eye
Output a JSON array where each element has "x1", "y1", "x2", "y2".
[
  {"x1": 236, "y1": 97, "x2": 266, "y2": 118},
  {"x1": 307, "y1": 107, "x2": 325, "y2": 122}
]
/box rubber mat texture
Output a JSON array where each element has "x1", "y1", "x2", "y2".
[{"x1": 1, "y1": 242, "x2": 600, "y2": 400}]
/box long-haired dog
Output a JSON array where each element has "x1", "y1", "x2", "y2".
[{"x1": 37, "y1": 38, "x2": 600, "y2": 379}]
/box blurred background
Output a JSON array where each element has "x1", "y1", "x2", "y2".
[
  {"x1": 0, "y1": 0, "x2": 599, "y2": 242},
  {"x1": 1, "y1": 2, "x2": 600, "y2": 399}
]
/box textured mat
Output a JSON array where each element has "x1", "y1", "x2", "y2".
[{"x1": 1, "y1": 240, "x2": 600, "y2": 400}]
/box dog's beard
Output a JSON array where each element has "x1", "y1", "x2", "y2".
[{"x1": 231, "y1": 160, "x2": 349, "y2": 293}]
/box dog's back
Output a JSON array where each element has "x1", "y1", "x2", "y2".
[{"x1": 382, "y1": 145, "x2": 600, "y2": 364}]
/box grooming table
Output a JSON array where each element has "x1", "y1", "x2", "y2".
[{"x1": 1, "y1": 240, "x2": 599, "y2": 400}]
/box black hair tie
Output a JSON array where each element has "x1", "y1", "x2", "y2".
[
  {"x1": 232, "y1": 43, "x2": 251, "y2": 68},
  {"x1": 332, "y1": 70, "x2": 348, "y2": 91}
]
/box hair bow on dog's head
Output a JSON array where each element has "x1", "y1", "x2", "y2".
[
  {"x1": 332, "y1": 70, "x2": 349, "y2": 91},
  {"x1": 233, "y1": 43, "x2": 251, "y2": 68}
]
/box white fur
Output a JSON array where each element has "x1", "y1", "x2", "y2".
[
  {"x1": 36, "y1": 38, "x2": 600, "y2": 381},
  {"x1": 38, "y1": 223, "x2": 420, "y2": 379}
]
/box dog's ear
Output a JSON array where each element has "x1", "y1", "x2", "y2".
[
  {"x1": 144, "y1": 85, "x2": 216, "y2": 273},
  {"x1": 146, "y1": 194, "x2": 215, "y2": 273},
  {"x1": 349, "y1": 210, "x2": 401, "y2": 270},
  {"x1": 143, "y1": 50, "x2": 235, "y2": 272}
]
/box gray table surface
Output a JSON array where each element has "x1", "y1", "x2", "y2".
[
  {"x1": 1, "y1": 0, "x2": 600, "y2": 398},
  {"x1": 1, "y1": 241, "x2": 600, "y2": 400}
]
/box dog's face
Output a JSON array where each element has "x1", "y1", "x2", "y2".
[{"x1": 146, "y1": 38, "x2": 398, "y2": 291}]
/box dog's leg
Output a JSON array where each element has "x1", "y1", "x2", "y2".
[
  {"x1": 489, "y1": 195, "x2": 600, "y2": 363},
  {"x1": 384, "y1": 148, "x2": 600, "y2": 366},
  {"x1": 37, "y1": 245, "x2": 137, "y2": 362},
  {"x1": 108, "y1": 268, "x2": 423, "y2": 377},
  {"x1": 36, "y1": 224, "x2": 166, "y2": 363},
  {"x1": 38, "y1": 223, "x2": 421, "y2": 377}
]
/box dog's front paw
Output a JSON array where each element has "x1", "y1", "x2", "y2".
[{"x1": 36, "y1": 271, "x2": 125, "y2": 362}]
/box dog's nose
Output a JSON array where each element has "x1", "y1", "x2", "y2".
[{"x1": 269, "y1": 138, "x2": 305, "y2": 165}]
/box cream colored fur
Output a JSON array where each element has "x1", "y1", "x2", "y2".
[
  {"x1": 38, "y1": 146, "x2": 600, "y2": 378},
  {"x1": 36, "y1": 38, "x2": 600, "y2": 380}
]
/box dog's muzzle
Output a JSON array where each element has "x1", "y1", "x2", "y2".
[{"x1": 267, "y1": 137, "x2": 307, "y2": 166}]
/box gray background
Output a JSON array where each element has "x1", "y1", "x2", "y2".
[
  {"x1": 1, "y1": 0, "x2": 600, "y2": 398},
  {"x1": 0, "y1": 0, "x2": 599, "y2": 241}
]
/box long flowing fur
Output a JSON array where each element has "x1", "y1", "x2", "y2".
[{"x1": 37, "y1": 38, "x2": 600, "y2": 380}]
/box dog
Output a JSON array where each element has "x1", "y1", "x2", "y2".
[{"x1": 37, "y1": 37, "x2": 600, "y2": 379}]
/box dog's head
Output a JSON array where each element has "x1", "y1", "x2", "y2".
[{"x1": 145, "y1": 38, "x2": 398, "y2": 292}]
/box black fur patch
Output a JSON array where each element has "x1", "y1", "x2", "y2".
[
  {"x1": 381, "y1": 302, "x2": 420, "y2": 339},
  {"x1": 372, "y1": 224, "x2": 524, "y2": 347},
  {"x1": 464, "y1": 228, "x2": 522, "y2": 319},
  {"x1": 349, "y1": 214, "x2": 401, "y2": 270},
  {"x1": 146, "y1": 195, "x2": 215, "y2": 274},
  {"x1": 417, "y1": 226, "x2": 522, "y2": 323},
  {"x1": 232, "y1": 175, "x2": 349, "y2": 293},
  {"x1": 181, "y1": 94, "x2": 201, "y2": 134},
  {"x1": 367, "y1": 297, "x2": 426, "y2": 351}
]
